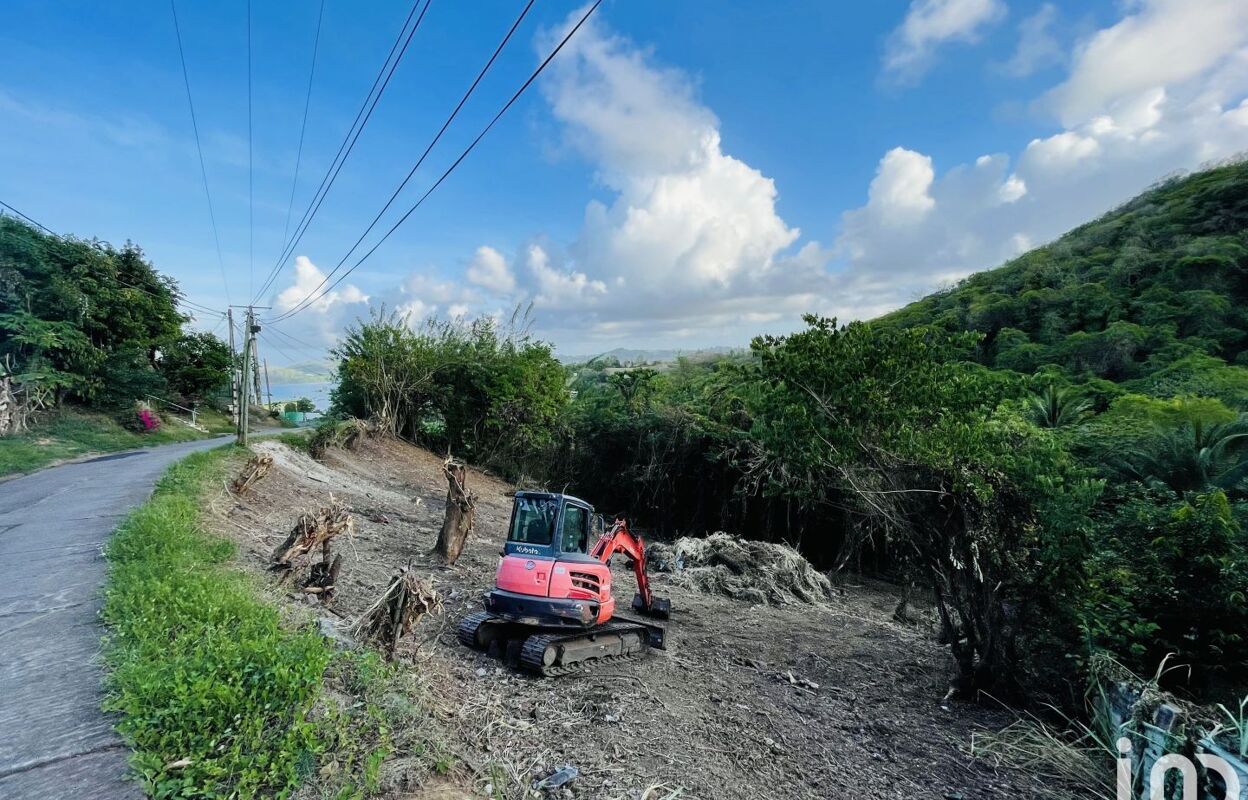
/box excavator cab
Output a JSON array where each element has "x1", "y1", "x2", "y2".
[{"x1": 461, "y1": 491, "x2": 670, "y2": 675}]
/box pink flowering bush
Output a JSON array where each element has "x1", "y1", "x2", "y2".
[{"x1": 138, "y1": 408, "x2": 160, "y2": 432}]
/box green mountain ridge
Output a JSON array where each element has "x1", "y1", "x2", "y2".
[{"x1": 881, "y1": 159, "x2": 1248, "y2": 406}]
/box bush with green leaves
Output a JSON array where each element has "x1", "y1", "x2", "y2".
[
  {"x1": 0, "y1": 215, "x2": 230, "y2": 414},
  {"x1": 1086, "y1": 489, "x2": 1248, "y2": 694},
  {"x1": 330, "y1": 308, "x2": 567, "y2": 480}
]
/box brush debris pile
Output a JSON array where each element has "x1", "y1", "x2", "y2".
[
  {"x1": 349, "y1": 566, "x2": 443, "y2": 659},
  {"x1": 269, "y1": 494, "x2": 354, "y2": 581},
  {"x1": 647, "y1": 532, "x2": 835, "y2": 606}
]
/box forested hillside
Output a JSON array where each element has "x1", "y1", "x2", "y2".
[{"x1": 885, "y1": 161, "x2": 1248, "y2": 402}]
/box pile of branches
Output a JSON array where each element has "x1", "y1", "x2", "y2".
[
  {"x1": 348, "y1": 565, "x2": 442, "y2": 659},
  {"x1": 648, "y1": 532, "x2": 836, "y2": 606},
  {"x1": 308, "y1": 418, "x2": 379, "y2": 459},
  {"x1": 269, "y1": 496, "x2": 354, "y2": 603},
  {"x1": 231, "y1": 454, "x2": 273, "y2": 495}
]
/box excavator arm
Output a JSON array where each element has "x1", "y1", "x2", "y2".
[{"x1": 590, "y1": 518, "x2": 671, "y2": 618}]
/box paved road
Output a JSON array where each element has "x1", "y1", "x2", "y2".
[{"x1": 0, "y1": 436, "x2": 233, "y2": 799}]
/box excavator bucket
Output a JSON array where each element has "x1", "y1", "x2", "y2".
[{"x1": 633, "y1": 592, "x2": 671, "y2": 619}]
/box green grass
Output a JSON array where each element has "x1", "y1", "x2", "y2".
[
  {"x1": 0, "y1": 408, "x2": 217, "y2": 477},
  {"x1": 100, "y1": 446, "x2": 447, "y2": 799}
]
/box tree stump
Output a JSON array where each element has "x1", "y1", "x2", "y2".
[
  {"x1": 231, "y1": 454, "x2": 273, "y2": 495},
  {"x1": 432, "y1": 458, "x2": 475, "y2": 564}
]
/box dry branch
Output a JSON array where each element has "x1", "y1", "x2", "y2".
[
  {"x1": 348, "y1": 565, "x2": 443, "y2": 659},
  {"x1": 270, "y1": 495, "x2": 354, "y2": 583},
  {"x1": 231, "y1": 454, "x2": 274, "y2": 495}
]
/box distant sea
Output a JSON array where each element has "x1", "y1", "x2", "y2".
[{"x1": 266, "y1": 381, "x2": 333, "y2": 412}]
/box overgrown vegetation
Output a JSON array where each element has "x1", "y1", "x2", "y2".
[
  {"x1": 0, "y1": 215, "x2": 231, "y2": 452},
  {"x1": 101, "y1": 447, "x2": 440, "y2": 799}
]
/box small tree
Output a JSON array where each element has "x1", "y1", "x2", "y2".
[{"x1": 159, "y1": 332, "x2": 231, "y2": 405}]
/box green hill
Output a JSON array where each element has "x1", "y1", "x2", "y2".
[{"x1": 883, "y1": 160, "x2": 1248, "y2": 406}]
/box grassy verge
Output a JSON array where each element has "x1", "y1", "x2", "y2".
[
  {"x1": 101, "y1": 446, "x2": 445, "y2": 799},
  {"x1": 0, "y1": 408, "x2": 217, "y2": 477}
]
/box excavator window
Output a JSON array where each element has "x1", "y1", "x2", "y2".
[
  {"x1": 561, "y1": 504, "x2": 589, "y2": 553},
  {"x1": 509, "y1": 497, "x2": 558, "y2": 545}
]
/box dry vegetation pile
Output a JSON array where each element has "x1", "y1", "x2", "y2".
[
  {"x1": 648, "y1": 532, "x2": 836, "y2": 606},
  {"x1": 350, "y1": 567, "x2": 444, "y2": 659}
]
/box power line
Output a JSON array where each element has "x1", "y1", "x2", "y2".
[
  {"x1": 265, "y1": 322, "x2": 328, "y2": 355},
  {"x1": 255, "y1": 0, "x2": 430, "y2": 302},
  {"x1": 273, "y1": 0, "x2": 535, "y2": 322},
  {"x1": 258, "y1": 330, "x2": 305, "y2": 366},
  {"x1": 0, "y1": 199, "x2": 54, "y2": 235},
  {"x1": 0, "y1": 199, "x2": 224, "y2": 316},
  {"x1": 252, "y1": 0, "x2": 432, "y2": 304},
  {"x1": 280, "y1": 0, "x2": 326, "y2": 249},
  {"x1": 270, "y1": 0, "x2": 601, "y2": 324},
  {"x1": 247, "y1": 0, "x2": 254, "y2": 299},
  {"x1": 170, "y1": 0, "x2": 231, "y2": 305}
]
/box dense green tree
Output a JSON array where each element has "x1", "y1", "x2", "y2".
[
  {"x1": 158, "y1": 332, "x2": 231, "y2": 404},
  {"x1": 0, "y1": 216, "x2": 218, "y2": 412}
]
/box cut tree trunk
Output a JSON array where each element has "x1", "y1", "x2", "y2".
[{"x1": 432, "y1": 458, "x2": 475, "y2": 564}]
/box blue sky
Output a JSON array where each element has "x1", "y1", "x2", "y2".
[{"x1": 3, "y1": 0, "x2": 1248, "y2": 361}]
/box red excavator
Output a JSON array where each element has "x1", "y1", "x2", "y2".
[{"x1": 457, "y1": 491, "x2": 671, "y2": 676}]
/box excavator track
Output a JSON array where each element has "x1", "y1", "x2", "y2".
[
  {"x1": 518, "y1": 620, "x2": 653, "y2": 677},
  {"x1": 456, "y1": 611, "x2": 492, "y2": 648},
  {"x1": 458, "y1": 611, "x2": 661, "y2": 677}
]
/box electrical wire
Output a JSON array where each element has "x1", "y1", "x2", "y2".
[
  {"x1": 269, "y1": 0, "x2": 601, "y2": 323},
  {"x1": 252, "y1": 0, "x2": 432, "y2": 304},
  {"x1": 280, "y1": 0, "x2": 326, "y2": 248},
  {"x1": 265, "y1": 322, "x2": 328, "y2": 355},
  {"x1": 0, "y1": 199, "x2": 224, "y2": 316},
  {"x1": 270, "y1": 0, "x2": 535, "y2": 322},
  {"x1": 170, "y1": 0, "x2": 231, "y2": 305}
]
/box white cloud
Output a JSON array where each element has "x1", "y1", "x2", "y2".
[
  {"x1": 1001, "y1": 3, "x2": 1063, "y2": 78},
  {"x1": 837, "y1": 0, "x2": 1248, "y2": 320},
  {"x1": 517, "y1": 12, "x2": 815, "y2": 344},
  {"x1": 1021, "y1": 130, "x2": 1100, "y2": 171},
  {"x1": 883, "y1": 0, "x2": 1006, "y2": 84},
  {"x1": 866, "y1": 147, "x2": 936, "y2": 224},
  {"x1": 465, "y1": 245, "x2": 515, "y2": 293},
  {"x1": 998, "y1": 174, "x2": 1027, "y2": 203},
  {"x1": 274, "y1": 256, "x2": 367, "y2": 314},
  {"x1": 525, "y1": 244, "x2": 606, "y2": 307},
  {"x1": 1045, "y1": 0, "x2": 1248, "y2": 126}
]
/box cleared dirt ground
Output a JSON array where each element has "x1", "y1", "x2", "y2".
[{"x1": 213, "y1": 436, "x2": 1090, "y2": 800}]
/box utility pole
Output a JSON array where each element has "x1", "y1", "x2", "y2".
[
  {"x1": 263, "y1": 358, "x2": 273, "y2": 411},
  {"x1": 232, "y1": 306, "x2": 271, "y2": 446},
  {"x1": 227, "y1": 308, "x2": 238, "y2": 427},
  {"x1": 252, "y1": 334, "x2": 264, "y2": 406}
]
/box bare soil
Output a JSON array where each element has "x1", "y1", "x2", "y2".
[{"x1": 213, "y1": 436, "x2": 1090, "y2": 800}]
